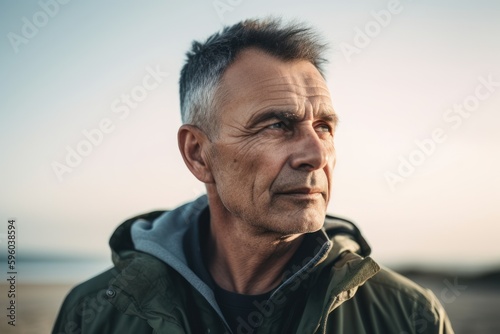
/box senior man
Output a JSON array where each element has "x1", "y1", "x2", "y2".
[{"x1": 53, "y1": 18, "x2": 454, "y2": 334}]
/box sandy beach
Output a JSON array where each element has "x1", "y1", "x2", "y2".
[{"x1": 1, "y1": 284, "x2": 73, "y2": 334}]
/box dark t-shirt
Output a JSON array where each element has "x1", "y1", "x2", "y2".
[{"x1": 214, "y1": 284, "x2": 273, "y2": 333}]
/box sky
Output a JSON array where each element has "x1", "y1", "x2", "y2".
[{"x1": 1, "y1": 0, "x2": 499, "y2": 273}]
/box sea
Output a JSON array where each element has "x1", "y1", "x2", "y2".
[{"x1": 11, "y1": 259, "x2": 113, "y2": 284}]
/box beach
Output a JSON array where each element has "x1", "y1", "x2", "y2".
[{"x1": 1, "y1": 284, "x2": 72, "y2": 334}]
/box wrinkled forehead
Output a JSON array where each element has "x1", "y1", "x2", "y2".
[
  {"x1": 239, "y1": 75, "x2": 332, "y2": 100},
  {"x1": 222, "y1": 48, "x2": 328, "y2": 90},
  {"x1": 216, "y1": 48, "x2": 333, "y2": 115}
]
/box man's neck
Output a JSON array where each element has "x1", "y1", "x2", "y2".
[{"x1": 206, "y1": 213, "x2": 304, "y2": 295}]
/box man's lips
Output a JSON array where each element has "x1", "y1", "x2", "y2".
[{"x1": 276, "y1": 188, "x2": 325, "y2": 198}]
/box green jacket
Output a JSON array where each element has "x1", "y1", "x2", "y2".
[{"x1": 53, "y1": 199, "x2": 454, "y2": 334}]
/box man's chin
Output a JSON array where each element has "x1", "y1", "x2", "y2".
[{"x1": 273, "y1": 212, "x2": 325, "y2": 236}]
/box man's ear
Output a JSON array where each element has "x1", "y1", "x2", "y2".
[{"x1": 178, "y1": 125, "x2": 215, "y2": 183}]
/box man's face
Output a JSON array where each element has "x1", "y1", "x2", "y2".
[{"x1": 206, "y1": 48, "x2": 337, "y2": 235}]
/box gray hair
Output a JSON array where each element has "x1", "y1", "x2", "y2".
[{"x1": 179, "y1": 17, "x2": 328, "y2": 136}]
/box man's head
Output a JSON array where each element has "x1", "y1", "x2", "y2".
[
  {"x1": 179, "y1": 18, "x2": 328, "y2": 137},
  {"x1": 178, "y1": 18, "x2": 337, "y2": 236}
]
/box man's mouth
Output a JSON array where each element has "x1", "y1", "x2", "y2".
[{"x1": 277, "y1": 188, "x2": 324, "y2": 199}]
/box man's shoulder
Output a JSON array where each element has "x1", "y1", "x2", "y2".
[
  {"x1": 53, "y1": 268, "x2": 120, "y2": 333},
  {"x1": 366, "y1": 266, "x2": 440, "y2": 307},
  {"x1": 355, "y1": 266, "x2": 453, "y2": 332},
  {"x1": 62, "y1": 267, "x2": 118, "y2": 307},
  {"x1": 328, "y1": 266, "x2": 455, "y2": 333}
]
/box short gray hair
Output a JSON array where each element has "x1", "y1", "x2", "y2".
[{"x1": 179, "y1": 17, "x2": 328, "y2": 136}]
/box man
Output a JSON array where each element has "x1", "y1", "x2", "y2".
[{"x1": 53, "y1": 18, "x2": 454, "y2": 333}]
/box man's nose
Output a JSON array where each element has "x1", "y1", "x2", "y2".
[{"x1": 288, "y1": 127, "x2": 332, "y2": 171}]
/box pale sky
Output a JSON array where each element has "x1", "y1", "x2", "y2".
[{"x1": 1, "y1": 0, "x2": 499, "y2": 273}]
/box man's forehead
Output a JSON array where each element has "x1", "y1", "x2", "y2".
[
  {"x1": 221, "y1": 53, "x2": 331, "y2": 99},
  {"x1": 249, "y1": 75, "x2": 332, "y2": 98},
  {"x1": 256, "y1": 75, "x2": 327, "y2": 86},
  {"x1": 222, "y1": 47, "x2": 326, "y2": 87}
]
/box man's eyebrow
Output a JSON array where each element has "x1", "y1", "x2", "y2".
[
  {"x1": 318, "y1": 110, "x2": 339, "y2": 125},
  {"x1": 247, "y1": 109, "x2": 339, "y2": 128},
  {"x1": 246, "y1": 110, "x2": 300, "y2": 127}
]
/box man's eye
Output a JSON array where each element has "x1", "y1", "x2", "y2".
[
  {"x1": 267, "y1": 122, "x2": 286, "y2": 129},
  {"x1": 316, "y1": 124, "x2": 332, "y2": 133}
]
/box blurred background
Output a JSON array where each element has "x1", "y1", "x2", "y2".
[{"x1": 1, "y1": 0, "x2": 499, "y2": 333}]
